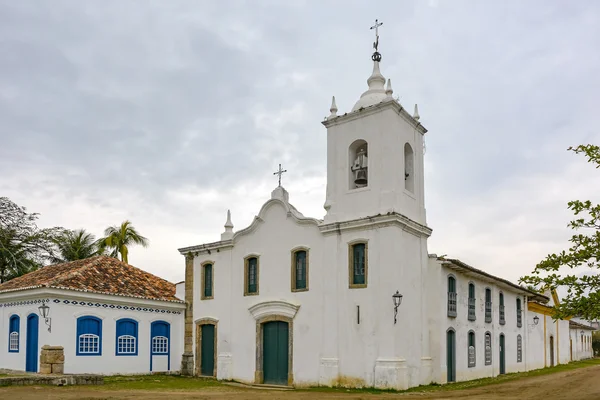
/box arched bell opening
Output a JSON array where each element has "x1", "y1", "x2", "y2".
[{"x1": 349, "y1": 139, "x2": 368, "y2": 190}]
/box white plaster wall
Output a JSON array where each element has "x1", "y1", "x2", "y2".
[
  {"x1": 569, "y1": 328, "x2": 594, "y2": 361},
  {"x1": 192, "y1": 199, "x2": 429, "y2": 389},
  {"x1": 0, "y1": 291, "x2": 184, "y2": 374},
  {"x1": 324, "y1": 104, "x2": 426, "y2": 226},
  {"x1": 433, "y1": 264, "x2": 528, "y2": 384},
  {"x1": 525, "y1": 310, "x2": 545, "y2": 370}
]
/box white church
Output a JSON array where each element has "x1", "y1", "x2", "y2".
[
  {"x1": 0, "y1": 21, "x2": 594, "y2": 387},
  {"x1": 176, "y1": 22, "x2": 595, "y2": 389}
]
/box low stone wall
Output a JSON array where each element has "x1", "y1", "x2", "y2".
[
  {"x1": 39, "y1": 345, "x2": 65, "y2": 374},
  {"x1": 0, "y1": 375, "x2": 103, "y2": 387}
]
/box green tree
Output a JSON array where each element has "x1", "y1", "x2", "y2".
[
  {"x1": 520, "y1": 144, "x2": 600, "y2": 320},
  {"x1": 0, "y1": 197, "x2": 62, "y2": 283},
  {"x1": 51, "y1": 229, "x2": 104, "y2": 263},
  {"x1": 100, "y1": 220, "x2": 149, "y2": 264}
]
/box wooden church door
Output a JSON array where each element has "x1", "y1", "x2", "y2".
[
  {"x1": 200, "y1": 324, "x2": 215, "y2": 376},
  {"x1": 263, "y1": 321, "x2": 289, "y2": 385}
]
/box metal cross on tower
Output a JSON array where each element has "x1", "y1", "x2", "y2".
[
  {"x1": 273, "y1": 164, "x2": 287, "y2": 187},
  {"x1": 370, "y1": 19, "x2": 383, "y2": 52}
]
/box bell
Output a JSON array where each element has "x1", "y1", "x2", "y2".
[{"x1": 354, "y1": 169, "x2": 368, "y2": 185}]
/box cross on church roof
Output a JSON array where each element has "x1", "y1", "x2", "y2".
[
  {"x1": 273, "y1": 164, "x2": 287, "y2": 187},
  {"x1": 370, "y1": 19, "x2": 383, "y2": 52}
]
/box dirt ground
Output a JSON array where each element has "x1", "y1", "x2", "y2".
[{"x1": 3, "y1": 365, "x2": 600, "y2": 400}]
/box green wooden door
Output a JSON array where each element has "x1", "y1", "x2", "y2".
[
  {"x1": 200, "y1": 324, "x2": 215, "y2": 376},
  {"x1": 446, "y1": 330, "x2": 456, "y2": 382},
  {"x1": 263, "y1": 321, "x2": 289, "y2": 385},
  {"x1": 499, "y1": 334, "x2": 506, "y2": 374}
]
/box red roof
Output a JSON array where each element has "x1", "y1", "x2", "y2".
[{"x1": 0, "y1": 256, "x2": 181, "y2": 302}]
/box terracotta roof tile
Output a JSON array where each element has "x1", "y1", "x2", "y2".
[{"x1": 0, "y1": 256, "x2": 181, "y2": 302}]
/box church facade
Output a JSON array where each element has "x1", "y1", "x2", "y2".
[{"x1": 177, "y1": 32, "x2": 593, "y2": 389}]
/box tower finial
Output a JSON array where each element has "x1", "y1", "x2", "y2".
[
  {"x1": 413, "y1": 104, "x2": 420, "y2": 121},
  {"x1": 385, "y1": 79, "x2": 393, "y2": 98},
  {"x1": 370, "y1": 19, "x2": 383, "y2": 62},
  {"x1": 329, "y1": 96, "x2": 338, "y2": 118}
]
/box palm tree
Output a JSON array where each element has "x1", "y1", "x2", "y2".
[
  {"x1": 51, "y1": 229, "x2": 103, "y2": 264},
  {"x1": 100, "y1": 220, "x2": 149, "y2": 264}
]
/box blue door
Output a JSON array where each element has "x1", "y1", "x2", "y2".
[{"x1": 26, "y1": 314, "x2": 39, "y2": 373}]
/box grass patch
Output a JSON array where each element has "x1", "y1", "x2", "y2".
[
  {"x1": 98, "y1": 375, "x2": 224, "y2": 391},
  {"x1": 303, "y1": 358, "x2": 600, "y2": 395}
]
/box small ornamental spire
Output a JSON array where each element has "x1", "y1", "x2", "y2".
[
  {"x1": 221, "y1": 209, "x2": 234, "y2": 240},
  {"x1": 385, "y1": 79, "x2": 393, "y2": 98},
  {"x1": 413, "y1": 104, "x2": 420, "y2": 121},
  {"x1": 329, "y1": 96, "x2": 338, "y2": 118}
]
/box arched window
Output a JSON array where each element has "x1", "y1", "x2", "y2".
[
  {"x1": 447, "y1": 276, "x2": 457, "y2": 317},
  {"x1": 349, "y1": 139, "x2": 368, "y2": 189},
  {"x1": 468, "y1": 331, "x2": 476, "y2": 367},
  {"x1": 468, "y1": 283, "x2": 476, "y2": 321},
  {"x1": 516, "y1": 298, "x2": 522, "y2": 328},
  {"x1": 291, "y1": 248, "x2": 309, "y2": 291},
  {"x1": 499, "y1": 292, "x2": 505, "y2": 325},
  {"x1": 76, "y1": 316, "x2": 102, "y2": 356},
  {"x1": 116, "y1": 318, "x2": 138, "y2": 356},
  {"x1": 517, "y1": 334, "x2": 522, "y2": 362},
  {"x1": 202, "y1": 262, "x2": 214, "y2": 300},
  {"x1": 8, "y1": 315, "x2": 20, "y2": 353},
  {"x1": 349, "y1": 242, "x2": 368, "y2": 288},
  {"x1": 485, "y1": 288, "x2": 492, "y2": 323},
  {"x1": 151, "y1": 321, "x2": 170, "y2": 355},
  {"x1": 485, "y1": 331, "x2": 492, "y2": 365},
  {"x1": 244, "y1": 256, "x2": 259, "y2": 295},
  {"x1": 404, "y1": 143, "x2": 414, "y2": 192}
]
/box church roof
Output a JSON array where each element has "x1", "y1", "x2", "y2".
[{"x1": 0, "y1": 256, "x2": 182, "y2": 303}]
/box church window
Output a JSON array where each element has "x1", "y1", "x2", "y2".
[
  {"x1": 517, "y1": 334, "x2": 522, "y2": 362},
  {"x1": 485, "y1": 288, "x2": 492, "y2": 323},
  {"x1": 8, "y1": 315, "x2": 19, "y2": 352},
  {"x1": 404, "y1": 143, "x2": 414, "y2": 192},
  {"x1": 291, "y1": 248, "x2": 309, "y2": 292},
  {"x1": 499, "y1": 292, "x2": 505, "y2": 325},
  {"x1": 349, "y1": 140, "x2": 368, "y2": 189},
  {"x1": 349, "y1": 242, "x2": 367, "y2": 288},
  {"x1": 202, "y1": 262, "x2": 214, "y2": 300},
  {"x1": 116, "y1": 318, "x2": 138, "y2": 355},
  {"x1": 468, "y1": 331, "x2": 476, "y2": 367},
  {"x1": 76, "y1": 316, "x2": 102, "y2": 356},
  {"x1": 151, "y1": 321, "x2": 170, "y2": 355},
  {"x1": 485, "y1": 332, "x2": 492, "y2": 365},
  {"x1": 516, "y1": 298, "x2": 522, "y2": 328},
  {"x1": 244, "y1": 256, "x2": 259, "y2": 295},
  {"x1": 447, "y1": 276, "x2": 457, "y2": 317},
  {"x1": 468, "y1": 283, "x2": 476, "y2": 321}
]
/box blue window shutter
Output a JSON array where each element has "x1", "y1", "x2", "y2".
[
  {"x1": 76, "y1": 316, "x2": 103, "y2": 356},
  {"x1": 116, "y1": 318, "x2": 138, "y2": 356},
  {"x1": 8, "y1": 315, "x2": 20, "y2": 353}
]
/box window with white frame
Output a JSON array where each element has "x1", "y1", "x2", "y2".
[
  {"x1": 118, "y1": 335, "x2": 136, "y2": 354},
  {"x1": 468, "y1": 330, "x2": 476, "y2": 367},
  {"x1": 517, "y1": 334, "x2": 522, "y2": 362},
  {"x1": 9, "y1": 332, "x2": 19, "y2": 351},
  {"x1": 485, "y1": 332, "x2": 492, "y2": 365},
  {"x1": 152, "y1": 336, "x2": 169, "y2": 354},
  {"x1": 79, "y1": 334, "x2": 100, "y2": 354},
  {"x1": 116, "y1": 318, "x2": 138, "y2": 355},
  {"x1": 76, "y1": 316, "x2": 102, "y2": 355}
]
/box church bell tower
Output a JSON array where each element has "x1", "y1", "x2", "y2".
[{"x1": 322, "y1": 21, "x2": 427, "y2": 226}]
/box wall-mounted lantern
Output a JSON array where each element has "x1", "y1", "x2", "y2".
[
  {"x1": 38, "y1": 301, "x2": 51, "y2": 333},
  {"x1": 581, "y1": 330, "x2": 585, "y2": 336},
  {"x1": 533, "y1": 315, "x2": 539, "y2": 326},
  {"x1": 393, "y1": 291, "x2": 403, "y2": 324}
]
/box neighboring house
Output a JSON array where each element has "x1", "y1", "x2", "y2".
[
  {"x1": 568, "y1": 320, "x2": 595, "y2": 361},
  {"x1": 175, "y1": 39, "x2": 579, "y2": 390},
  {"x1": 0, "y1": 256, "x2": 185, "y2": 374}
]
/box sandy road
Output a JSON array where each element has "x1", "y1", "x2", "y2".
[{"x1": 2, "y1": 365, "x2": 600, "y2": 400}]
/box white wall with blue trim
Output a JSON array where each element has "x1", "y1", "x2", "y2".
[{"x1": 0, "y1": 288, "x2": 184, "y2": 374}]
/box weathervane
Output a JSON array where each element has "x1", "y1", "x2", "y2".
[
  {"x1": 273, "y1": 163, "x2": 287, "y2": 187},
  {"x1": 370, "y1": 19, "x2": 383, "y2": 62}
]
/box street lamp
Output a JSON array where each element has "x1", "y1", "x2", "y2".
[
  {"x1": 38, "y1": 301, "x2": 51, "y2": 333},
  {"x1": 392, "y1": 291, "x2": 403, "y2": 325}
]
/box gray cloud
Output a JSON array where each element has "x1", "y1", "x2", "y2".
[{"x1": 1, "y1": 0, "x2": 599, "y2": 284}]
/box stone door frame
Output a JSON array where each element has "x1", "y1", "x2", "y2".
[
  {"x1": 195, "y1": 317, "x2": 218, "y2": 377},
  {"x1": 255, "y1": 315, "x2": 293, "y2": 385}
]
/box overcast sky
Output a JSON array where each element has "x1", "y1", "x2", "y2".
[{"x1": 1, "y1": 1, "x2": 599, "y2": 285}]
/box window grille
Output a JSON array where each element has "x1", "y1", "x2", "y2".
[
  {"x1": 78, "y1": 334, "x2": 100, "y2": 354},
  {"x1": 9, "y1": 332, "x2": 19, "y2": 351},
  {"x1": 117, "y1": 335, "x2": 136, "y2": 354},
  {"x1": 152, "y1": 336, "x2": 168, "y2": 354}
]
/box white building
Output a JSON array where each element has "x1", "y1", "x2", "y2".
[
  {"x1": 176, "y1": 33, "x2": 591, "y2": 389},
  {"x1": 0, "y1": 256, "x2": 185, "y2": 374}
]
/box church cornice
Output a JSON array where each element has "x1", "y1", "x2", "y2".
[
  {"x1": 319, "y1": 212, "x2": 432, "y2": 238},
  {"x1": 322, "y1": 99, "x2": 427, "y2": 135}
]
